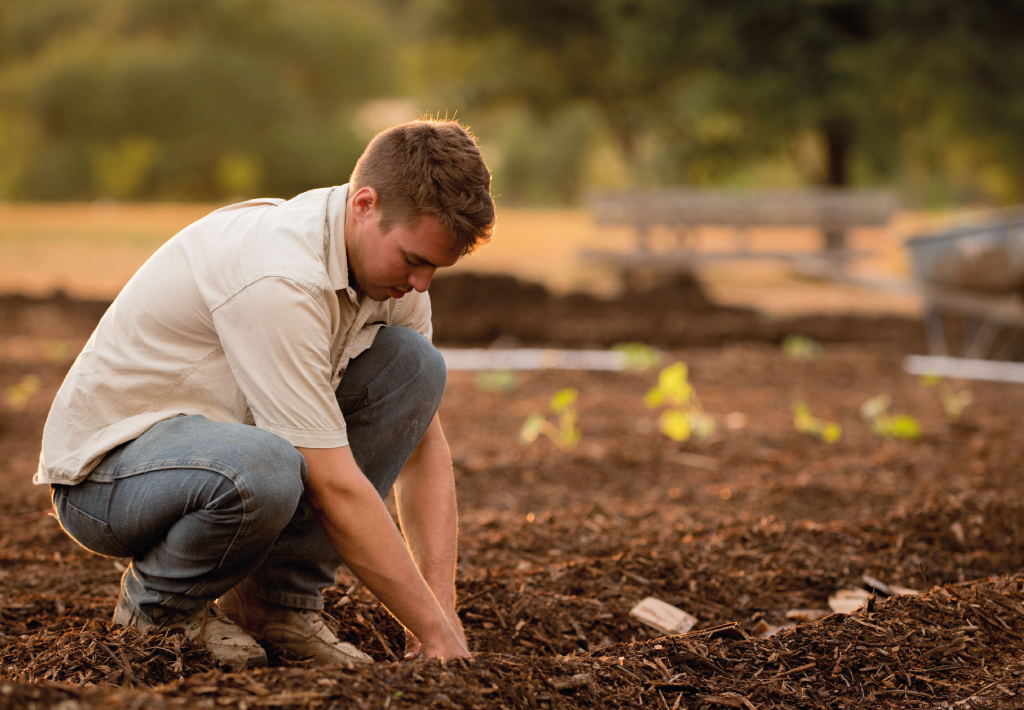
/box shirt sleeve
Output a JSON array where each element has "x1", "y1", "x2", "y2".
[
  {"x1": 393, "y1": 290, "x2": 433, "y2": 342},
  {"x1": 212, "y1": 277, "x2": 348, "y2": 448}
]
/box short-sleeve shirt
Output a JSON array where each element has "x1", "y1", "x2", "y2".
[{"x1": 35, "y1": 184, "x2": 433, "y2": 485}]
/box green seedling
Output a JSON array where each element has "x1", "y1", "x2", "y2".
[
  {"x1": 792, "y1": 401, "x2": 842, "y2": 443},
  {"x1": 4, "y1": 375, "x2": 41, "y2": 411},
  {"x1": 520, "y1": 387, "x2": 581, "y2": 450},
  {"x1": 476, "y1": 369, "x2": 518, "y2": 392},
  {"x1": 919, "y1": 374, "x2": 973, "y2": 422},
  {"x1": 860, "y1": 394, "x2": 920, "y2": 440},
  {"x1": 612, "y1": 341, "x2": 661, "y2": 372},
  {"x1": 781, "y1": 334, "x2": 823, "y2": 361},
  {"x1": 644, "y1": 362, "x2": 715, "y2": 442}
]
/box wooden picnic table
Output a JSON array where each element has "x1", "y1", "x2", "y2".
[{"x1": 582, "y1": 187, "x2": 897, "y2": 272}]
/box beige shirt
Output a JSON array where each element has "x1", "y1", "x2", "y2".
[{"x1": 36, "y1": 184, "x2": 433, "y2": 485}]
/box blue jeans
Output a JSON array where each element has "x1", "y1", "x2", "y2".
[{"x1": 51, "y1": 326, "x2": 446, "y2": 624}]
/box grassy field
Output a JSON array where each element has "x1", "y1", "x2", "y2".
[{"x1": 0, "y1": 200, "x2": 959, "y2": 316}]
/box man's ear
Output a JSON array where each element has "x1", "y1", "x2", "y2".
[{"x1": 350, "y1": 186, "x2": 380, "y2": 223}]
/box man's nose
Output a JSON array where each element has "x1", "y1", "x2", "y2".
[{"x1": 408, "y1": 266, "x2": 436, "y2": 293}]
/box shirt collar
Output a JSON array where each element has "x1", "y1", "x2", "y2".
[{"x1": 326, "y1": 183, "x2": 357, "y2": 302}]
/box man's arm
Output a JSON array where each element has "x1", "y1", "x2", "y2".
[
  {"x1": 393, "y1": 414, "x2": 466, "y2": 658},
  {"x1": 297, "y1": 443, "x2": 468, "y2": 659}
]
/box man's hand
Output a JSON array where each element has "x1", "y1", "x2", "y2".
[
  {"x1": 405, "y1": 607, "x2": 467, "y2": 660},
  {"x1": 394, "y1": 414, "x2": 466, "y2": 660},
  {"x1": 297, "y1": 444, "x2": 469, "y2": 659}
]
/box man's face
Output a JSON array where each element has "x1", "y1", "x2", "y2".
[{"x1": 345, "y1": 188, "x2": 459, "y2": 302}]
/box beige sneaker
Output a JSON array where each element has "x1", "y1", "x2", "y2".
[
  {"x1": 112, "y1": 594, "x2": 268, "y2": 670},
  {"x1": 219, "y1": 587, "x2": 373, "y2": 665}
]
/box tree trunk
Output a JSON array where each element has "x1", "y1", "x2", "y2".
[
  {"x1": 823, "y1": 119, "x2": 852, "y2": 188},
  {"x1": 597, "y1": 95, "x2": 641, "y2": 183},
  {"x1": 822, "y1": 119, "x2": 854, "y2": 251}
]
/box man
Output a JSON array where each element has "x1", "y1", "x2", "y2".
[{"x1": 36, "y1": 120, "x2": 494, "y2": 669}]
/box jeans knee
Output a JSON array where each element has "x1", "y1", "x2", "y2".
[
  {"x1": 227, "y1": 428, "x2": 305, "y2": 525},
  {"x1": 382, "y1": 326, "x2": 447, "y2": 401},
  {"x1": 417, "y1": 338, "x2": 447, "y2": 403}
]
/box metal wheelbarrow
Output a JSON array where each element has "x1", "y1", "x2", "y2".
[{"x1": 903, "y1": 212, "x2": 1024, "y2": 382}]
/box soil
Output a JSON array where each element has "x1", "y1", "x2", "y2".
[
  {"x1": 2, "y1": 275, "x2": 1024, "y2": 709},
  {"x1": 428, "y1": 272, "x2": 933, "y2": 351}
]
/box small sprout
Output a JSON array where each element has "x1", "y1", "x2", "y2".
[
  {"x1": 889, "y1": 415, "x2": 921, "y2": 439},
  {"x1": 4, "y1": 375, "x2": 41, "y2": 411},
  {"x1": 520, "y1": 387, "x2": 581, "y2": 450},
  {"x1": 645, "y1": 362, "x2": 715, "y2": 442},
  {"x1": 860, "y1": 394, "x2": 920, "y2": 440},
  {"x1": 781, "y1": 334, "x2": 823, "y2": 361},
  {"x1": 660, "y1": 409, "x2": 692, "y2": 441},
  {"x1": 476, "y1": 369, "x2": 518, "y2": 392},
  {"x1": 612, "y1": 342, "x2": 661, "y2": 372},
  {"x1": 919, "y1": 374, "x2": 973, "y2": 422},
  {"x1": 792, "y1": 401, "x2": 842, "y2": 443}
]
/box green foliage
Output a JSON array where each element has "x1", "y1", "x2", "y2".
[
  {"x1": 435, "y1": 0, "x2": 698, "y2": 175},
  {"x1": 5, "y1": 0, "x2": 1024, "y2": 203},
  {"x1": 860, "y1": 394, "x2": 920, "y2": 440},
  {"x1": 520, "y1": 387, "x2": 581, "y2": 450},
  {"x1": 475, "y1": 369, "x2": 518, "y2": 392},
  {"x1": 489, "y1": 107, "x2": 596, "y2": 205},
  {"x1": 4, "y1": 375, "x2": 41, "y2": 411},
  {"x1": 792, "y1": 400, "x2": 841, "y2": 443},
  {"x1": 611, "y1": 341, "x2": 661, "y2": 372},
  {"x1": 436, "y1": 0, "x2": 1024, "y2": 203},
  {"x1": 644, "y1": 362, "x2": 714, "y2": 442},
  {"x1": 0, "y1": 0, "x2": 395, "y2": 200},
  {"x1": 919, "y1": 375, "x2": 973, "y2": 423},
  {"x1": 781, "y1": 335, "x2": 823, "y2": 361},
  {"x1": 93, "y1": 136, "x2": 160, "y2": 200}
]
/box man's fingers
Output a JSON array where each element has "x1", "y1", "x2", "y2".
[{"x1": 404, "y1": 634, "x2": 423, "y2": 660}]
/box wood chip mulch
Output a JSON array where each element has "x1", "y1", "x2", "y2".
[{"x1": 2, "y1": 572, "x2": 1022, "y2": 709}]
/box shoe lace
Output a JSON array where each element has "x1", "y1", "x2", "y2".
[
  {"x1": 301, "y1": 610, "x2": 325, "y2": 630},
  {"x1": 299, "y1": 610, "x2": 336, "y2": 641},
  {"x1": 175, "y1": 602, "x2": 223, "y2": 637},
  {"x1": 199, "y1": 601, "x2": 212, "y2": 637}
]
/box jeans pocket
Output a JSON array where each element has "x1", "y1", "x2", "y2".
[{"x1": 54, "y1": 488, "x2": 134, "y2": 559}]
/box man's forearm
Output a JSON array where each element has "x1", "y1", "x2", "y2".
[
  {"x1": 395, "y1": 414, "x2": 459, "y2": 611},
  {"x1": 297, "y1": 444, "x2": 467, "y2": 658}
]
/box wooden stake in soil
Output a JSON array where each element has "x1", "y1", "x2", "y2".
[{"x1": 629, "y1": 597, "x2": 697, "y2": 636}]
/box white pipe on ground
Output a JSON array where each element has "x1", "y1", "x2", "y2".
[
  {"x1": 903, "y1": 354, "x2": 1024, "y2": 384},
  {"x1": 439, "y1": 348, "x2": 631, "y2": 371}
]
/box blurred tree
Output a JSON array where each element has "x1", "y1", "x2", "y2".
[
  {"x1": 436, "y1": 0, "x2": 1024, "y2": 205},
  {"x1": 865, "y1": 1, "x2": 1024, "y2": 202},
  {"x1": 433, "y1": 0, "x2": 902, "y2": 199},
  {"x1": 491, "y1": 107, "x2": 596, "y2": 205},
  {"x1": 434, "y1": 0, "x2": 700, "y2": 177},
  {"x1": 3, "y1": 0, "x2": 1024, "y2": 204},
  {"x1": 0, "y1": 0, "x2": 399, "y2": 200},
  {"x1": 693, "y1": 0, "x2": 883, "y2": 189}
]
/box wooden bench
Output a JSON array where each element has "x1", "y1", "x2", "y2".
[{"x1": 582, "y1": 188, "x2": 897, "y2": 274}]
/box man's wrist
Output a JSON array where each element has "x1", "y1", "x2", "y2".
[{"x1": 432, "y1": 591, "x2": 457, "y2": 616}]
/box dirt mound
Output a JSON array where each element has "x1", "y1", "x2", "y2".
[
  {"x1": 0, "y1": 293, "x2": 108, "y2": 340},
  {"x1": 429, "y1": 271, "x2": 928, "y2": 350}
]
